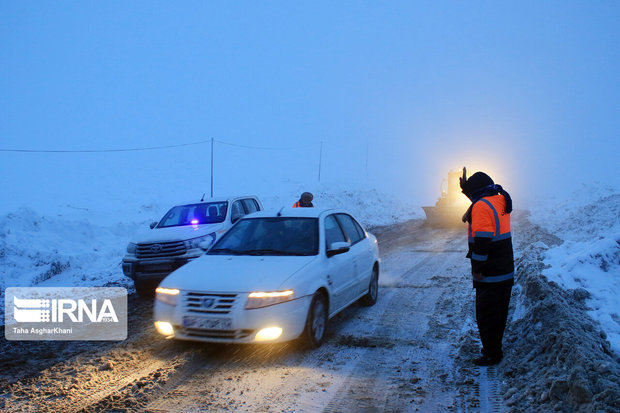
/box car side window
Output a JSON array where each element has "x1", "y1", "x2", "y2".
[
  {"x1": 324, "y1": 214, "x2": 346, "y2": 249},
  {"x1": 231, "y1": 200, "x2": 246, "y2": 223},
  {"x1": 352, "y1": 218, "x2": 366, "y2": 239},
  {"x1": 242, "y1": 198, "x2": 259, "y2": 214},
  {"x1": 336, "y1": 214, "x2": 364, "y2": 245}
]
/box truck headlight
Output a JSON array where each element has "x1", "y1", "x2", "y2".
[
  {"x1": 126, "y1": 242, "x2": 137, "y2": 254},
  {"x1": 245, "y1": 290, "x2": 294, "y2": 309},
  {"x1": 155, "y1": 287, "x2": 180, "y2": 306},
  {"x1": 184, "y1": 233, "x2": 216, "y2": 250}
]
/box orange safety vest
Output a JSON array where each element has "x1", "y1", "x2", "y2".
[
  {"x1": 467, "y1": 194, "x2": 514, "y2": 285},
  {"x1": 292, "y1": 202, "x2": 300, "y2": 208}
]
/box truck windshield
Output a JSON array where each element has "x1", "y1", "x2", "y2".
[
  {"x1": 208, "y1": 217, "x2": 319, "y2": 256},
  {"x1": 158, "y1": 202, "x2": 228, "y2": 228}
]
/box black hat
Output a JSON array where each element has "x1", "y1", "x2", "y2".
[
  {"x1": 301, "y1": 192, "x2": 313, "y2": 202},
  {"x1": 461, "y1": 172, "x2": 494, "y2": 198}
]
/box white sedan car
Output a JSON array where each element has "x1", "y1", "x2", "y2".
[{"x1": 153, "y1": 208, "x2": 380, "y2": 347}]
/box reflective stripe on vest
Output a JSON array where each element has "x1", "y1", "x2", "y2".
[
  {"x1": 479, "y1": 198, "x2": 500, "y2": 236},
  {"x1": 478, "y1": 272, "x2": 514, "y2": 283}
]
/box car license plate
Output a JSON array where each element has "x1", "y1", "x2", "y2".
[{"x1": 183, "y1": 316, "x2": 232, "y2": 330}]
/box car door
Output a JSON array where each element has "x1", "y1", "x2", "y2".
[
  {"x1": 335, "y1": 213, "x2": 372, "y2": 297},
  {"x1": 324, "y1": 214, "x2": 357, "y2": 312}
]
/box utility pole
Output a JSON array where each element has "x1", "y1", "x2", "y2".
[
  {"x1": 318, "y1": 141, "x2": 323, "y2": 182},
  {"x1": 365, "y1": 142, "x2": 369, "y2": 176},
  {"x1": 210, "y1": 138, "x2": 214, "y2": 197}
]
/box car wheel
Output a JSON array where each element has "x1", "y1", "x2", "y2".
[
  {"x1": 360, "y1": 266, "x2": 379, "y2": 306},
  {"x1": 134, "y1": 280, "x2": 154, "y2": 298},
  {"x1": 303, "y1": 292, "x2": 328, "y2": 348}
]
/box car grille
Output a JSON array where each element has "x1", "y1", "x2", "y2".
[
  {"x1": 185, "y1": 292, "x2": 239, "y2": 315},
  {"x1": 136, "y1": 241, "x2": 186, "y2": 258},
  {"x1": 176, "y1": 327, "x2": 254, "y2": 340}
]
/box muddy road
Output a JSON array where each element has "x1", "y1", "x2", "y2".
[{"x1": 0, "y1": 220, "x2": 501, "y2": 412}]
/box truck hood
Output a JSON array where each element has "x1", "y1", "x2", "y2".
[
  {"x1": 131, "y1": 224, "x2": 224, "y2": 244},
  {"x1": 159, "y1": 254, "x2": 317, "y2": 292}
]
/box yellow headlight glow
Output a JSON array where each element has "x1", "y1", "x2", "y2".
[
  {"x1": 155, "y1": 287, "x2": 180, "y2": 306},
  {"x1": 248, "y1": 290, "x2": 293, "y2": 298},
  {"x1": 154, "y1": 321, "x2": 174, "y2": 336},
  {"x1": 245, "y1": 290, "x2": 294, "y2": 309},
  {"x1": 155, "y1": 287, "x2": 180, "y2": 295},
  {"x1": 255, "y1": 326, "x2": 283, "y2": 341}
]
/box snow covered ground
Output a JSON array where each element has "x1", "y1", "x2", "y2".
[{"x1": 528, "y1": 185, "x2": 620, "y2": 353}]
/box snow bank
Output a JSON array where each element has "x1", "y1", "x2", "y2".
[
  {"x1": 260, "y1": 182, "x2": 420, "y2": 227},
  {"x1": 530, "y1": 189, "x2": 620, "y2": 353},
  {"x1": 0, "y1": 208, "x2": 139, "y2": 291},
  {"x1": 497, "y1": 214, "x2": 620, "y2": 412}
]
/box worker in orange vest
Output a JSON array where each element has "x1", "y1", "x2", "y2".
[
  {"x1": 293, "y1": 192, "x2": 314, "y2": 208},
  {"x1": 460, "y1": 168, "x2": 514, "y2": 366}
]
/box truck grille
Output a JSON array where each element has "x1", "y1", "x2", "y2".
[
  {"x1": 136, "y1": 241, "x2": 186, "y2": 258},
  {"x1": 185, "y1": 292, "x2": 239, "y2": 315}
]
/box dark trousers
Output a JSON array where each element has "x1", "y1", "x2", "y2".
[{"x1": 475, "y1": 282, "x2": 512, "y2": 359}]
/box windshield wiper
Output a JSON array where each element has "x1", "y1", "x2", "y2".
[{"x1": 237, "y1": 249, "x2": 306, "y2": 256}]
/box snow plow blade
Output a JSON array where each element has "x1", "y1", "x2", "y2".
[{"x1": 422, "y1": 206, "x2": 466, "y2": 227}]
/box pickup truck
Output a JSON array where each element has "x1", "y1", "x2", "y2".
[{"x1": 123, "y1": 195, "x2": 263, "y2": 296}]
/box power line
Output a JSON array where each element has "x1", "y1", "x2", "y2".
[
  {"x1": 0, "y1": 139, "x2": 212, "y2": 153},
  {"x1": 0, "y1": 138, "x2": 320, "y2": 153},
  {"x1": 215, "y1": 139, "x2": 318, "y2": 151}
]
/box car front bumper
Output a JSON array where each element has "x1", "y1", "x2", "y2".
[
  {"x1": 122, "y1": 255, "x2": 201, "y2": 282},
  {"x1": 154, "y1": 294, "x2": 312, "y2": 344}
]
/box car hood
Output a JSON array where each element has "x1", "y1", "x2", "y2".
[
  {"x1": 131, "y1": 224, "x2": 224, "y2": 244},
  {"x1": 159, "y1": 254, "x2": 317, "y2": 292}
]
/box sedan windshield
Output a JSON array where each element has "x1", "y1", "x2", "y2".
[
  {"x1": 208, "y1": 217, "x2": 318, "y2": 256},
  {"x1": 158, "y1": 202, "x2": 228, "y2": 228}
]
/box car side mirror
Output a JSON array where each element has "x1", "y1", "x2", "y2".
[
  {"x1": 327, "y1": 241, "x2": 350, "y2": 258},
  {"x1": 150, "y1": 221, "x2": 158, "y2": 229},
  {"x1": 231, "y1": 214, "x2": 242, "y2": 224}
]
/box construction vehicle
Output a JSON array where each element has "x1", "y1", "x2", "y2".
[{"x1": 422, "y1": 169, "x2": 468, "y2": 227}]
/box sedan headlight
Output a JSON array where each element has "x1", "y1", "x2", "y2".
[
  {"x1": 184, "y1": 233, "x2": 216, "y2": 250},
  {"x1": 245, "y1": 290, "x2": 294, "y2": 309},
  {"x1": 126, "y1": 242, "x2": 137, "y2": 254},
  {"x1": 155, "y1": 287, "x2": 180, "y2": 306}
]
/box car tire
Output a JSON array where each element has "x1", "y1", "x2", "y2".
[
  {"x1": 134, "y1": 280, "x2": 154, "y2": 298},
  {"x1": 302, "y1": 292, "x2": 328, "y2": 348},
  {"x1": 360, "y1": 266, "x2": 379, "y2": 306}
]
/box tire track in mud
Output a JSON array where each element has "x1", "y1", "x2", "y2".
[
  {"x1": 319, "y1": 228, "x2": 471, "y2": 412},
  {"x1": 141, "y1": 342, "x2": 307, "y2": 412},
  {"x1": 451, "y1": 294, "x2": 506, "y2": 412},
  {"x1": 78, "y1": 343, "x2": 213, "y2": 413}
]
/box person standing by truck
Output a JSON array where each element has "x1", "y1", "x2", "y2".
[
  {"x1": 293, "y1": 192, "x2": 314, "y2": 208},
  {"x1": 460, "y1": 168, "x2": 514, "y2": 366}
]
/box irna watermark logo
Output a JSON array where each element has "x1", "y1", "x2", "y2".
[{"x1": 5, "y1": 287, "x2": 127, "y2": 341}]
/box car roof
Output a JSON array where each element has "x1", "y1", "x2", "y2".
[
  {"x1": 245, "y1": 207, "x2": 349, "y2": 219},
  {"x1": 173, "y1": 195, "x2": 258, "y2": 206}
]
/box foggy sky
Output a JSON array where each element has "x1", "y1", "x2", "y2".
[{"x1": 2, "y1": 2, "x2": 619, "y2": 210}]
